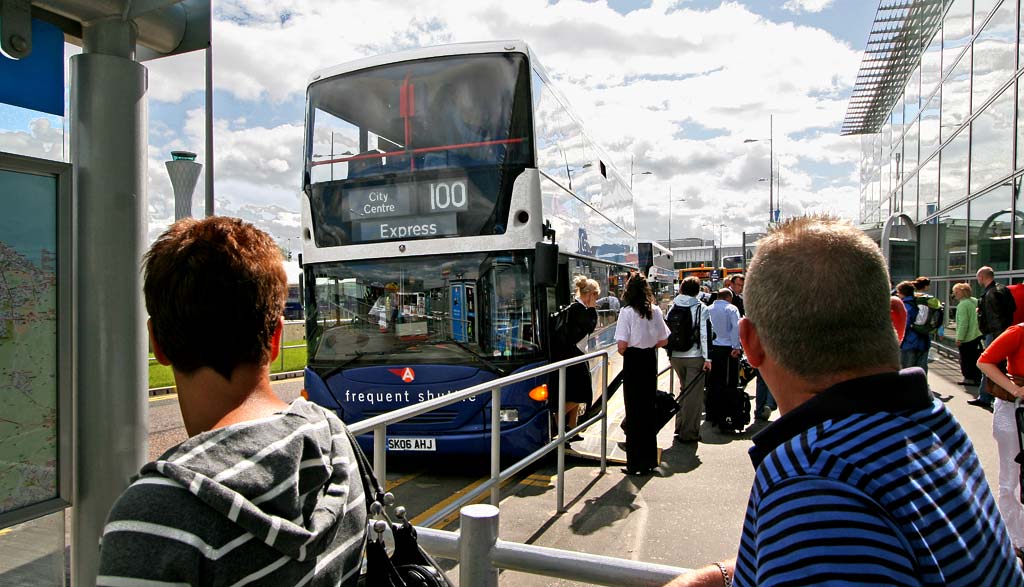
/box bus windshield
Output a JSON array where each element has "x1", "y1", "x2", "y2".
[
  {"x1": 305, "y1": 53, "x2": 533, "y2": 247},
  {"x1": 304, "y1": 252, "x2": 538, "y2": 372}
]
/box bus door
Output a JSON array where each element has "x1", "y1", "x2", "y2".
[{"x1": 449, "y1": 280, "x2": 477, "y2": 343}]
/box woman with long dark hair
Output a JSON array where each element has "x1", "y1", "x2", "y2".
[{"x1": 614, "y1": 273, "x2": 670, "y2": 475}]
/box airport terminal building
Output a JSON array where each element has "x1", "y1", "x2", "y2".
[{"x1": 850, "y1": 0, "x2": 1023, "y2": 345}]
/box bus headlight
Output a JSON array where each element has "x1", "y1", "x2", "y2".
[{"x1": 499, "y1": 409, "x2": 519, "y2": 422}]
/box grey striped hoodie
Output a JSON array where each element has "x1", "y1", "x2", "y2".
[{"x1": 98, "y1": 398, "x2": 367, "y2": 586}]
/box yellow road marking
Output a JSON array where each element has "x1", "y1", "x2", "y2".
[
  {"x1": 425, "y1": 474, "x2": 524, "y2": 529},
  {"x1": 410, "y1": 477, "x2": 489, "y2": 528},
  {"x1": 385, "y1": 471, "x2": 423, "y2": 492},
  {"x1": 0, "y1": 527, "x2": 12, "y2": 537}
]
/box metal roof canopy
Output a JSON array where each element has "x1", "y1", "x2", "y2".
[{"x1": 842, "y1": 0, "x2": 952, "y2": 136}]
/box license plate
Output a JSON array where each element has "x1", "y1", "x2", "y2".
[{"x1": 387, "y1": 437, "x2": 436, "y2": 451}]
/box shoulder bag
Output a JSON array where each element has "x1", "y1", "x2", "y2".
[{"x1": 346, "y1": 429, "x2": 453, "y2": 587}]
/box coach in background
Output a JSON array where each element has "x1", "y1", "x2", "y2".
[
  {"x1": 664, "y1": 216, "x2": 1021, "y2": 587},
  {"x1": 98, "y1": 218, "x2": 366, "y2": 585}
]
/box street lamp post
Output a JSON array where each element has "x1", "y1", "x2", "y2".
[
  {"x1": 744, "y1": 114, "x2": 774, "y2": 224},
  {"x1": 667, "y1": 189, "x2": 686, "y2": 254},
  {"x1": 630, "y1": 155, "x2": 652, "y2": 190}
]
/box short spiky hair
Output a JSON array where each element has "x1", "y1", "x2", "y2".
[
  {"x1": 143, "y1": 217, "x2": 287, "y2": 379},
  {"x1": 744, "y1": 215, "x2": 899, "y2": 379}
]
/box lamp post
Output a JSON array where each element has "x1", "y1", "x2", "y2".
[
  {"x1": 744, "y1": 114, "x2": 774, "y2": 224},
  {"x1": 667, "y1": 190, "x2": 686, "y2": 254},
  {"x1": 629, "y1": 155, "x2": 652, "y2": 190}
]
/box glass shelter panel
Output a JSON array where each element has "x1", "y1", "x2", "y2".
[
  {"x1": 919, "y1": 157, "x2": 940, "y2": 221},
  {"x1": 944, "y1": 0, "x2": 975, "y2": 73},
  {"x1": 905, "y1": 119, "x2": 920, "y2": 176},
  {"x1": 970, "y1": 86, "x2": 1014, "y2": 191},
  {"x1": 905, "y1": 66, "x2": 922, "y2": 123},
  {"x1": 920, "y1": 96, "x2": 941, "y2": 158},
  {"x1": 921, "y1": 27, "x2": 943, "y2": 101},
  {"x1": 971, "y1": 184, "x2": 1014, "y2": 271}
]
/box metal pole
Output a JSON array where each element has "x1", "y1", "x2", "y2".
[
  {"x1": 769, "y1": 114, "x2": 773, "y2": 225},
  {"x1": 600, "y1": 354, "x2": 608, "y2": 473},
  {"x1": 373, "y1": 425, "x2": 386, "y2": 485},
  {"x1": 460, "y1": 505, "x2": 499, "y2": 587},
  {"x1": 279, "y1": 336, "x2": 285, "y2": 372},
  {"x1": 556, "y1": 366, "x2": 566, "y2": 513},
  {"x1": 491, "y1": 386, "x2": 501, "y2": 506},
  {"x1": 667, "y1": 186, "x2": 672, "y2": 251},
  {"x1": 71, "y1": 18, "x2": 148, "y2": 587},
  {"x1": 205, "y1": 45, "x2": 214, "y2": 216}
]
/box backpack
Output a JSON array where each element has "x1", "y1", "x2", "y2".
[
  {"x1": 910, "y1": 294, "x2": 944, "y2": 335},
  {"x1": 665, "y1": 303, "x2": 700, "y2": 353}
]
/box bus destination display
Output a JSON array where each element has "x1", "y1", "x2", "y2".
[{"x1": 343, "y1": 178, "x2": 471, "y2": 241}]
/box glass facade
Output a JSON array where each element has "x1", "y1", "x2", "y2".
[{"x1": 858, "y1": 0, "x2": 1023, "y2": 317}]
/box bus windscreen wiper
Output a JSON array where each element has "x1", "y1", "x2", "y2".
[
  {"x1": 319, "y1": 351, "x2": 393, "y2": 381},
  {"x1": 438, "y1": 338, "x2": 505, "y2": 375}
]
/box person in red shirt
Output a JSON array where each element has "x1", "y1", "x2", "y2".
[
  {"x1": 891, "y1": 296, "x2": 907, "y2": 343},
  {"x1": 977, "y1": 324, "x2": 1024, "y2": 559}
]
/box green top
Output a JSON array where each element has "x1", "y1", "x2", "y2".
[{"x1": 956, "y1": 296, "x2": 982, "y2": 342}]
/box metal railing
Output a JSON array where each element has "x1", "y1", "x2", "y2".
[
  {"x1": 417, "y1": 504, "x2": 689, "y2": 587},
  {"x1": 348, "y1": 349, "x2": 611, "y2": 521}
]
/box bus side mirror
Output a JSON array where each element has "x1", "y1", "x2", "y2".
[{"x1": 535, "y1": 242, "x2": 558, "y2": 287}]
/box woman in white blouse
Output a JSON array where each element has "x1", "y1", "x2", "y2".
[{"x1": 614, "y1": 273, "x2": 671, "y2": 475}]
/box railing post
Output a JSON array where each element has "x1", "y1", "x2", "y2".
[
  {"x1": 600, "y1": 353, "x2": 608, "y2": 473},
  {"x1": 279, "y1": 336, "x2": 285, "y2": 373},
  {"x1": 491, "y1": 386, "x2": 501, "y2": 506},
  {"x1": 557, "y1": 365, "x2": 566, "y2": 513},
  {"x1": 373, "y1": 425, "x2": 386, "y2": 486},
  {"x1": 460, "y1": 504, "x2": 499, "y2": 587}
]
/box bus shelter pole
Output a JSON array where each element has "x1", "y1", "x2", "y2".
[
  {"x1": 491, "y1": 386, "x2": 501, "y2": 506},
  {"x1": 556, "y1": 366, "x2": 566, "y2": 513}
]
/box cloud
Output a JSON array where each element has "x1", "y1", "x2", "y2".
[{"x1": 782, "y1": 0, "x2": 835, "y2": 14}]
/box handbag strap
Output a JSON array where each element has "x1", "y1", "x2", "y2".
[{"x1": 344, "y1": 427, "x2": 384, "y2": 515}]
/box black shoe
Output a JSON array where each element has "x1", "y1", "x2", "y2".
[
  {"x1": 967, "y1": 398, "x2": 994, "y2": 410},
  {"x1": 566, "y1": 434, "x2": 584, "y2": 443},
  {"x1": 957, "y1": 380, "x2": 979, "y2": 386},
  {"x1": 620, "y1": 467, "x2": 654, "y2": 476}
]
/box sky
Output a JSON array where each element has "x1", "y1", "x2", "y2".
[{"x1": 0, "y1": 0, "x2": 879, "y2": 265}]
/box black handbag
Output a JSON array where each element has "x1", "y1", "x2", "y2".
[{"x1": 346, "y1": 429, "x2": 453, "y2": 587}]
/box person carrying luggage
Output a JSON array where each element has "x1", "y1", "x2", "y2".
[
  {"x1": 549, "y1": 275, "x2": 600, "y2": 439},
  {"x1": 665, "y1": 276, "x2": 712, "y2": 443},
  {"x1": 707, "y1": 288, "x2": 744, "y2": 432},
  {"x1": 614, "y1": 273, "x2": 670, "y2": 475}
]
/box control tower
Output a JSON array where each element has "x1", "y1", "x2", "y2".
[{"x1": 165, "y1": 150, "x2": 203, "y2": 220}]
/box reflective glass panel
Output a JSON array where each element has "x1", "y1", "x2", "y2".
[
  {"x1": 921, "y1": 28, "x2": 943, "y2": 100},
  {"x1": 973, "y1": 0, "x2": 1016, "y2": 106},
  {"x1": 1018, "y1": 78, "x2": 1024, "y2": 168},
  {"x1": 970, "y1": 86, "x2": 1014, "y2": 191},
  {"x1": 939, "y1": 202, "x2": 969, "y2": 275},
  {"x1": 920, "y1": 96, "x2": 941, "y2": 157},
  {"x1": 904, "y1": 172, "x2": 919, "y2": 219},
  {"x1": 905, "y1": 66, "x2": 921, "y2": 122},
  {"x1": 970, "y1": 184, "x2": 1014, "y2": 271},
  {"x1": 893, "y1": 96, "x2": 905, "y2": 136},
  {"x1": 943, "y1": 0, "x2": 974, "y2": 67},
  {"x1": 919, "y1": 157, "x2": 940, "y2": 221},
  {"x1": 940, "y1": 128, "x2": 970, "y2": 204},
  {"x1": 975, "y1": 0, "x2": 1000, "y2": 26},
  {"x1": 905, "y1": 119, "x2": 920, "y2": 176},
  {"x1": 942, "y1": 48, "x2": 972, "y2": 138}
]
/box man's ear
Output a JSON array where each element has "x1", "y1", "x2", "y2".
[
  {"x1": 738, "y1": 317, "x2": 766, "y2": 368},
  {"x1": 148, "y1": 319, "x2": 172, "y2": 366},
  {"x1": 269, "y1": 316, "x2": 284, "y2": 363}
]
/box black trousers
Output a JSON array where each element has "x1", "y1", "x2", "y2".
[
  {"x1": 707, "y1": 346, "x2": 739, "y2": 426},
  {"x1": 958, "y1": 336, "x2": 983, "y2": 382},
  {"x1": 622, "y1": 347, "x2": 658, "y2": 473}
]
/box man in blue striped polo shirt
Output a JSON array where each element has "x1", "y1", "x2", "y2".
[{"x1": 665, "y1": 216, "x2": 1023, "y2": 587}]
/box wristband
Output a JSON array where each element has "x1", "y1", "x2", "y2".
[{"x1": 714, "y1": 561, "x2": 732, "y2": 587}]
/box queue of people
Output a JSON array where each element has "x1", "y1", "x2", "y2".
[{"x1": 98, "y1": 214, "x2": 1024, "y2": 586}]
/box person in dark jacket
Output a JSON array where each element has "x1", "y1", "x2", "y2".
[
  {"x1": 898, "y1": 281, "x2": 930, "y2": 373},
  {"x1": 971, "y1": 265, "x2": 1017, "y2": 408},
  {"x1": 550, "y1": 275, "x2": 600, "y2": 435}
]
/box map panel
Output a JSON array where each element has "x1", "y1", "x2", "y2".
[{"x1": 0, "y1": 169, "x2": 59, "y2": 516}]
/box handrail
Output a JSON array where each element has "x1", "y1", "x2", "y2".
[{"x1": 348, "y1": 349, "x2": 612, "y2": 516}]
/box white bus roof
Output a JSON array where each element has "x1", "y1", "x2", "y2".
[{"x1": 309, "y1": 40, "x2": 533, "y2": 84}]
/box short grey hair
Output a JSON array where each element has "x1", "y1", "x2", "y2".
[{"x1": 745, "y1": 216, "x2": 899, "y2": 379}]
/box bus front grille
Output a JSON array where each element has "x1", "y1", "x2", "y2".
[{"x1": 362, "y1": 410, "x2": 459, "y2": 425}]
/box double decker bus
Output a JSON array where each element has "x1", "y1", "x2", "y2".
[{"x1": 299, "y1": 41, "x2": 638, "y2": 457}]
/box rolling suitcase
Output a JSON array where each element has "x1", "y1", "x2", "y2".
[{"x1": 624, "y1": 371, "x2": 707, "y2": 432}]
